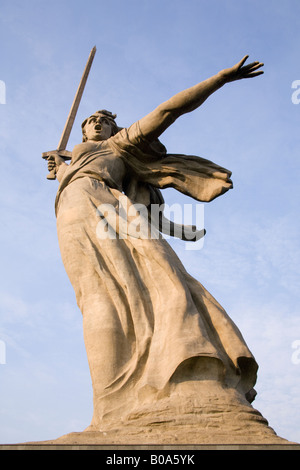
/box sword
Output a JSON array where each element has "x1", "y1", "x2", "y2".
[{"x1": 42, "y1": 46, "x2": 97, "y2": 179}]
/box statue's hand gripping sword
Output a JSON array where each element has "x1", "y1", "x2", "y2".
[{"x1": 42, "y1": 46, "x2": 97, "y2": 179}]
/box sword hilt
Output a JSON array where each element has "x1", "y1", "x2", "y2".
[{"x1": 42, "y1": 149, "x2": 72, "y2": 180}]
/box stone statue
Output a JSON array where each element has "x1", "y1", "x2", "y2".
[{"x1": 45, "y1": 55, "x2": 290, "y2": 444}]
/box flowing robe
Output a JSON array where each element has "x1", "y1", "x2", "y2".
[{"x1": 55, "y1": 121, "x2": 258, "y2": 424}]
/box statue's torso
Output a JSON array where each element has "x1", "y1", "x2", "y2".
[{"x1": 70, "y1": 140, "x2": 127, "y2": 190}]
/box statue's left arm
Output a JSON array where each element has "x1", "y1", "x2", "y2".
[{"x1": 138, "y1": 55, "x2": 263, "y2": 141}]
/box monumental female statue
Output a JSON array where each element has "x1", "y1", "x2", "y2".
[{"x1": 47, "y1": 56, "x2": 274, "y2": 442}]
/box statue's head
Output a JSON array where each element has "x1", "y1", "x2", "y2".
[{"x1": 81, "y1": 110, "x2": 120, "y2": 142}]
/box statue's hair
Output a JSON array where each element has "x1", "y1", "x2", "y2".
[{"x1": 81, "y1": 110, "x2": 120, "y2": 142}]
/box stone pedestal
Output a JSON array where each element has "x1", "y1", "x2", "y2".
[{"x1": 16, "y1": 380, "x2": 297, "y2": 447}]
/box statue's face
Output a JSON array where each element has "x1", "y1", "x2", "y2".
[{"x1": 83, "y1": 114, "x2": 113, "y2": 141}]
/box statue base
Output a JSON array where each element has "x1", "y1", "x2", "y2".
[{"x1": 28, "y1": 380, "x2": 296, "y2": 446}]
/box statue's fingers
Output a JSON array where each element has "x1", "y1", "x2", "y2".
[
  {"x1": 242, "y1": 61, "x2": 260, "y2": 71},
  {"x1": 243, "y1": 70, "x2": 264, "y2": 78},
  {"x1": 237, "y1": 55, "x2": 249, "y2": 69},
  {"x1": 245, "y1": 62, "x2": 264, "y2": 72}
]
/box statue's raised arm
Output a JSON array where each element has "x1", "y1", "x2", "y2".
[{"x1": 138, "y1": 55, "x2": 264, "y2": 141}]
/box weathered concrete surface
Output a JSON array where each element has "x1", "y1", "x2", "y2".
[{"x1": 4, "y1": 379, "x2": 296, "y2": 448}]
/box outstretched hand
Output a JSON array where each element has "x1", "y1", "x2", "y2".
[{"x1": 222, "y1": 55, "x2": 264, "y2": 83}]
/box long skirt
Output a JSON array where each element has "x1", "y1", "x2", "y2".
[{"x1": 56, "y1": 176, "x2": 258, "y2": 426}]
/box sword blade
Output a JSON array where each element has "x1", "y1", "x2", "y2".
[{"x1": 57, "y1": 45, "x2": 97, "y2": 151}]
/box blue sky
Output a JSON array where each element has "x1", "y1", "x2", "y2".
[{"x1": 0, "y1": 0, "x2": 300, "y2": 444}]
